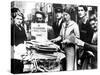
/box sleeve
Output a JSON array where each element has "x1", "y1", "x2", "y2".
[
  {"x1": 59, "y1": 23, "x2": 64, "y2": 39},
  {"x1": 47, "y1": 26, "x2": 55, "y2": 40},
  {"x1": 11, "y1": 25, "x2": 14, "y2": 46},
  {"x1": 84, "y1": 42, "x2": 97, "y2": 53},
  {"x1": 75, "y1": 38, "x2": 85, "y2": 46},
  {"x1": 23, "y1": 24, "x2": 28, "y2": 38},
  {"x1": 52, "y1": 22, "x2": 56, "y2": 34},
  {"x1": 74, "y1": 23, "x2": 80, "y2": 39}
]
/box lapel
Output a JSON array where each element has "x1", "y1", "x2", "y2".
[{"x1": 59, "y1": 19, "x2": 63, "y2": 29}]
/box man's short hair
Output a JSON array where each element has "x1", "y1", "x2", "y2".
[
  {"x1": 78, "y1": 5, "x2": 88, "y2": 12},
  {"x1": 89, "y1": 14, "x2": 97, "y2": 22},
  {"x1": 35, "y1": 11, "x2": 46, "y2": 19}
]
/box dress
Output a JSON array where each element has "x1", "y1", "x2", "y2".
[
  {"x1": 60, "y1": 20, "x2": 80, "y2": 70},
  {"x1": 11, "y1": 24, "x2": 27, "y2": 73}
]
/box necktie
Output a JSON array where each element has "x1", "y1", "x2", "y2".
[{"x1": 63, "y1": 23, "x2": 68, "y2": 40}]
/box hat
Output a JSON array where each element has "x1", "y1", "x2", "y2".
[
  {"x1": 55, "y1": 7, "x2": 63, "y2": 13},
  {"x1": 11, "y1": 7, "x2": 20, "y2": 13}
]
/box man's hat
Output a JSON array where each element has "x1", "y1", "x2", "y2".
[{"x1": 55, "y1": 7, "x2": 63, "y2": 13}]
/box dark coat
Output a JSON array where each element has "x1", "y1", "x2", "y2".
[
  {"x1": 52, "y1": 19, "x2": 64, "y2": 47},
  {"x1": 52, "y1": 19, "x2": 64, "y2": 38},
  {"x1": 11, "y1": 24, "x2": 27, "y2": 46},
  {"x1": 78, "y1": 20, "x2": 93, "y2": 43}
]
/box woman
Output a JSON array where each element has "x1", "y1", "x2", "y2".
[
  {"x1": 11, "y1": 8, "x2": 27, "y2": 73},
  {"x1": 51, "y1": 12, "x2": 80, "y2": 70}
]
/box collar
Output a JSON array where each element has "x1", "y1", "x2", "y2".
[
  {"x1": 80, "y1": 16, "x2": 88, "y2": 24},
  {"x1": 64, "y1": 20, "x2": 75, "y2": 28},
  {"x1": 57, "y1": 18, "x2": 63, "y2": 26},
  {"x1": 15, "y1": 24, "x2": 23, "y2": 30}
]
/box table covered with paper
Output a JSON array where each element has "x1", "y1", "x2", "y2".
[{"x1": 22, "y1": 23, "x2": 65, "y2": 72}]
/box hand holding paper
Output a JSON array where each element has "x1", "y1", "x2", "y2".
[{"x1": 61, "y1": 33, "x2": 75, "y2": 44}]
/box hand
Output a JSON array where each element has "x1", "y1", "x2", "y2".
[
  {"x1": 54, "y1": 44, "x2": 60, "y2": 50},
  {"x1": 75, "y1": 38, "x2": 85, "y2": 46},
  {"x1": 50, "y1": 39, "x2": 58, "y2": 43},
  {"x1": 61, "y1": 39, "x2": 71, "y2": 44}
]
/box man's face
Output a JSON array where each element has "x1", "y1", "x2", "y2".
[
  {"x1": 36, "y1": 13, "x2": 43, "y2": 23},
  {"x1": 14, "y1": 15, "x2": 23, "y2": 25},
  {"x1": 90, "y1": 20, "x2": 97, "y2": 32},
  {"x1": 78, "y1": 7, "x2": 86, "y2": 18},
  {"x1": 56, "y1": 12, "x2": 62, "y2": 20}
]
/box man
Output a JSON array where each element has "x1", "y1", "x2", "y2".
[
  {"x1": 34, "y1": 11, "x2": 55, "y2": 40},
  {"x1": 52, "y1": 7, "x2": 64, "y2": 38},
  {"x1": 76, "y1": 15, "x2": 97, "y2": 68},
  {"x1": 51, "y1": 7, "x2": 65, "y2": 51},
  {"x1": 72, "y1": 14, "x2": 97, "y2": 69},
  {"x1": 30, "y1": 11, "x2": 65, "y2": 72},
  {"x1": 77, "y1": 5, "x2": 94, "y2": 69},
  {"x1": 78, "y1": 5, "x2": 93, "y2": 43},
  {"x1": 89, "y1": 15, "x2": 97, "y2": 45},
  {"x1": 51, "y1": 7, "x2": 65, "y2": 70},
  {"x1": 35, "y1": 11, "x2": 46, "y2": 23},
  {"x1": 85, "y1": 15, "x2": 97, "y2": 69}
]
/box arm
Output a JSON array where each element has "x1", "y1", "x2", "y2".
[
  {"x1": 50, "y1": 36, "x2": 62, "y2": 43},
  {"x1": 75, "y1": 38, "x2": 97, "y2": 53},
  {"x1": 50, "y1": 22, "x2": 64, "y2": 42},
  {"x1": 11, "y1": 24, "x2": 14, "y2": 46},
  {"x1": 47, "y1": 25, "x2": 55, "y2": 40},
  {"x1": 84, "y1": 42, "x2": 97, "y2": 53},
  {"x1": 74, "y1": 23, "x2": 80, "y2": 39},
  {"x1": 61, "y1": 22, "x2": 80, "y2": 44}
]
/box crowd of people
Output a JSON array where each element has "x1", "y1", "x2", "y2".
[{"x1": 11, "y1": 4, "x2": 97, "y2": 73}]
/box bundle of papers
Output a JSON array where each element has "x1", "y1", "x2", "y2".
[{"x1": 26, "y1": 40, "x2": 60, "y2": 52}]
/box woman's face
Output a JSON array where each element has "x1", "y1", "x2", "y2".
[
  {"x1": 63, "y1": 13, "x2": 70, "y2": 22},
  {"x1": 78, "y1": 7, "x2": 86, "y2": 18},
  {"x1": 14, "y1": 15, "x2": 23, "y2": 25}
]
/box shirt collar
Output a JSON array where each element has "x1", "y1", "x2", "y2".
[{"x1": 81, "y1": 16, "x2": 88, "y2": 24}]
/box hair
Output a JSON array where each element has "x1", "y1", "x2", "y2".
[
  {"x1": 35, "y1": 11, "x2": 46, "y2": 19},
  {"x1": 11, "y1": 8, "x2": 20, "y2": 19},
  {"x1": 89, "y1": 14, "x2": 97, "y2": 22},
  {"x1": 11, "y1": 7, "x2": 24, "y2": 25},
  {"x1": 63, "y1": 12, "x2": 71, "y2": 19},
  {"x1": 63, "y1": 9, "x2": 71, "y2": 20},
  {"x1": 78, "y1": 5, "x2": 88, "y2": 12}
]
